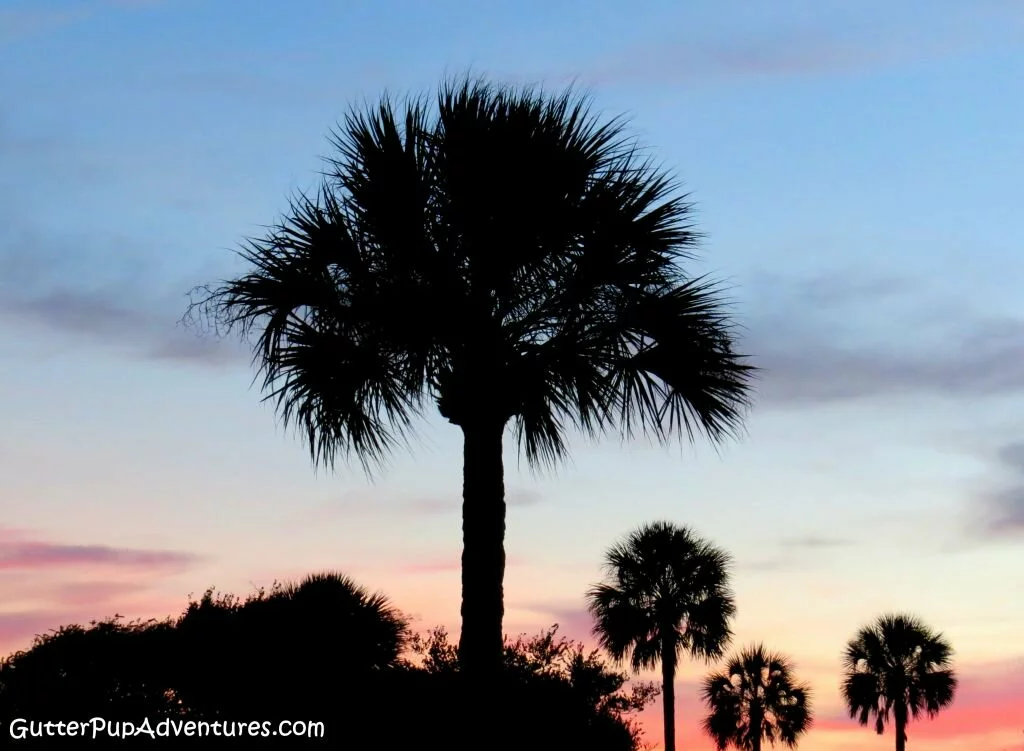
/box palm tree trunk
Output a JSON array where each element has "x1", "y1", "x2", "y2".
[
  {"x1": 895, "y1": 714, "x2": 906, "y2": 751},
  {"x1": 458, "y1": 418, "x2": 507, "y2": 680},
  {"x1": 751, "y1": 704, "x2": 762, "y2": 751},
  {"x1": 661, "y1": 641, "x2": 677, "y2": 751}
]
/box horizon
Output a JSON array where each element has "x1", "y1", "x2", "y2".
[{"x1": 2, "y1": 1, "x2": 1023, "y2": 749}]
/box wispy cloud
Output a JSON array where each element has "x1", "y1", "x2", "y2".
[
  {"x1": 0, "y1": 527, "x2": 201, "y2": 572},
  {"x1": 746, "y1": 268, "x2": 1024, "y2": 407},
  {"x1": 966, "y1": 443, "x2": 1024, "y2": 538},
  {"x1": 397, "y1": 556, "x2": 524, "y2": 576},
  {"x1": 0, "y1": 611, "x2": 80, "y2": 650},
  {"x1": 397, "y1": 487, "x2": 544, "y2": 513},
  {"x1": 397, "y1": 559, "x2": 461, "y2": 575},
  {"x1": 734, "y1": 558, "x2": 793, "y2": 574},
  {"x1": 0, "y1": 0, "x2": 169, "y2": 43},
  {"x1": 755, "y1": 320, "x2": 1024, "y2": 405},
  {"x1": 735, "y1": 532, "x2": 858, "y2": 572},
  {"x1": 0, "y1": 234, "x2": 245, "y2": 368},
  {"x1": 0, "y1": 532, "x2": 198, "y2": 654},
  {"x1": 312, "y1": 487, "x2": 546, "y2": 520},
  {"x1": 0, "y1": 6, "x2": 90, "y2": 42},
  {"x1": 780, "y1": 535, "x2": 855, "y2": 549},
  {"x1": 581, "y1": 2, "x2": 1022, "y2": 86},
  {"x1": 0, "y1": 592, "x2": 186, "y2": 656},
  {"x1": 519, "y1": 603, "x2": 596, "y2": 645}
]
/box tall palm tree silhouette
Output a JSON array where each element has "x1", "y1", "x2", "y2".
[
  {"x1": 701, "y1": 643, "x2": 812, "y2": 751},
  {"x1": 587, "y1": 521, "x2": 736, "y2": 751},
  {"x1": 188, "y1": 77, "x2": 755, "y2": 677},
  {"x1": 841, "y1": 613, "x2": 957, "y2": 751}
]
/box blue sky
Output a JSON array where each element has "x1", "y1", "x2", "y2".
[{"x1": 1, "y1": 1, "x2": 1023, "y2": 748}]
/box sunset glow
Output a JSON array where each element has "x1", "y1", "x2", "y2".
[{"x1": 2, "y1": 1, "x2": 1023, "y2": 748}]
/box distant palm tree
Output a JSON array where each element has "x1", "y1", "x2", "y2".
[
  {"x1": 587, "y1": 521, "x2": 736, "y2": 751},
  {"x1": 701, "y1": 643, "x2": 812, "y2": 751},
  {"x1": 187, "y1": 77, "x2": 755, "y2": 678},
  {"x1": 841, "y1": 613, "x2": 957, "y2": 751}
]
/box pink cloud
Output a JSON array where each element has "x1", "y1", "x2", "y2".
[
  {"x1": 0, "y1": 611, "x2": 75, "y2": 648},
  {"x1": 0, "y1": 528, "x2": 202, "y2": 655},
  {"x1": 0, "y1": 527, "x2": 200, "y2": 571},
  {"x1": 537, "y1": 605, "x2": 596, "y2": 645},
  {"x1": 46, "y1": 580, "x2": 148, "y2": 609},
  {"x1": 0, "y1": 588, "x2": 188, "y2": 657}
]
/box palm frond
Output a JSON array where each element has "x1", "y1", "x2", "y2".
[
  {"x1": 184, "y1": 74, "x2": 756, "y2": 476},
  {"x1": 587, "y1": 522, "x2": 736, "y2": 681}
]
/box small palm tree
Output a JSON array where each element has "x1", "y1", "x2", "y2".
[
  {"x1": 187, "y1": 77, "x2": 755, "y2": 678},
  {"x1": 587, "y1": 521, "x2": 736, "y2": 751},
  {"x1": 841, "y1": 613, "x2": 957, "y2": 751},
  {"x1": 701, "y1": 643, "x2": 812, "y2": 751}
]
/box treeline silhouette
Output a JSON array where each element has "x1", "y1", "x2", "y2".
[
  {"x1": 0, "y1": 523, "x2": 959, "y2": 751},
  {"x1": 0, "y1": 572, "x2": 656, "y2": 750}
]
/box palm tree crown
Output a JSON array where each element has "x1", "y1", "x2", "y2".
[
  {"x1": 587, "y1": 521, "x2": 736, "y2": 751},
  {"x1": 701, "y1": 643, "x2": 813, "y2": 751},
  {"x1": 187, "y1": 77, "x2": 755, "y2": 676},
  {"x1": 841, "y1": 613, "x2": 957, "y2": 751}
]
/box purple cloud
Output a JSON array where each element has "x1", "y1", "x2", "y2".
[
  {"x1": 738, "y1": 269, "x2": 1024, "y2": 407},
  {"x1": 0, "y1": 528, "x2": 200, "y2": 572},
  {"x1": 754, "y1": 324, "x2": 1024, "y2": 404},
  {"x1": 0, "y1": 237, "x2": 245, "y2": 368},
  {"x1": 972, "y1": 443, "x2": 1024, "y2": 537}
]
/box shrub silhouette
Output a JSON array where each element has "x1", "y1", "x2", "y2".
[
  {"x1": 394, "y1": 624, "x2": 657, "y2": 750},
  {"x1": 0, "y1": 616, "x2": 179, "y2": 720},
  {"x1": 170, "y1": 571, "x2": 408, "y2": 719}
]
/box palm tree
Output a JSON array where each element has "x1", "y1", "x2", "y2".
[
  {"x1": 841, "y1": 613, "x2": 957, "y2": 751},
  {"x1": 701, "y1": 643, "x2": 812, "y2": 751},
  {"x1": 587, "y1": 521, "x2": 737, "y2": 751},
  {"x1": 187, "y1": 77, "x2": 755, "y2": 678}
]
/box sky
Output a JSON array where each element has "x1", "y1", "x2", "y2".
[{"x1": 1, "y1": 0, "x2": 1022, "y2": 748}]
